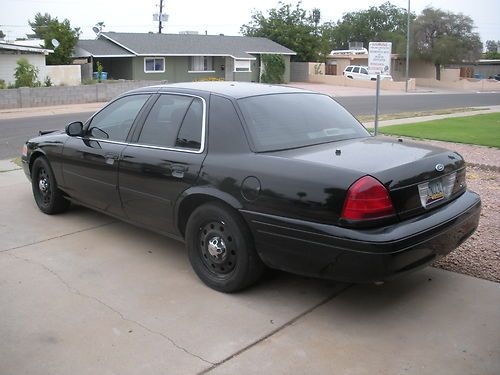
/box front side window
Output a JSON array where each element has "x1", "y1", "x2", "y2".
[
  {"x1": 189, "y1": 56, "x2": 214, "y2": 72},
  {"x1": 137, "y1": 94, "x2": 204, "y2": 151},
  {"x1": 144, "y1": 57, "x2": 165, "y2": 73},
  {"x1": 238, "y1": 93, "x2": 369, "y2": 152},
  {"x1": 87, "y1": 94, "x2": 149, "y2": 142},
  {"x1": 360, "y1": 68, "x2": 368, "y2": 75},
  {"x1": 234, "y1": 59, "x2": 251, "y2": 72}
]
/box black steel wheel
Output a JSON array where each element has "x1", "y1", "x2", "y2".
[
  {"x1": 186, "y1": 202, "x2": 265, "y2": 292},
  {"x1": 31, "y1": 157, "x2": 70, "y2": 214}
]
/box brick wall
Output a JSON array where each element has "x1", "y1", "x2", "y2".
[{"x1": 0, "y1": 80, "x2": 166, "y2": 110}]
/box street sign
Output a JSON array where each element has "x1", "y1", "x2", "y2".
[{"x1": 368, "y1": 42, "x2": 392, "y2": 75}]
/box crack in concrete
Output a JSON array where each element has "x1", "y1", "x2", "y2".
[
  {"x1": 4, "y1": 252, "x2": 214, "y2": 366},
  {"x1": 198, "y1": 284, "x2": 352, "y2": 374},
  {"x1": 0, "y1": 221, "x2": 117, "y2": 253}
]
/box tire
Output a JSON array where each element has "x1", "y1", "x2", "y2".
[
  {"x1": 185, "y1": 202, "x2": 265, "y2": 292},
  {"x1": 31, "y1": 156, "x2": 70, "y2": 214}
]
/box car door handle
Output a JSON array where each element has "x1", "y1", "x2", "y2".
[
  {"x1": 171, "y1": 165, "x2": 186, "y2": 179},
  {"x1": 104, "y1": 152, "x2": 120, "y2": 165}
]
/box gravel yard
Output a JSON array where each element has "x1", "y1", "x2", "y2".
[
  {"x1": 434, "y1": 166, "x2": 500, "y2": 283},
  {"x1": 389, "y1": 137, "x2": 500, "y2": 283}
]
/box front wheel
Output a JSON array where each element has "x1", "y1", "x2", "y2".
[
  {"x1": 31, "y1": 157, "x2": 70, "y2": 214},
  {"x1": 185, "y1": 202, "x2": 265, "y2": 292}
]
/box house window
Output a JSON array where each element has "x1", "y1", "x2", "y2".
[
  {"x1": 188, "y1": 56, "x2": 214, "y2": 72},
  {"x1": 234, "y1": 59, "x2": 251, "y2": 72},
  {"x1": 144, "y1": 57, "x2": 165, "y2": 73}
]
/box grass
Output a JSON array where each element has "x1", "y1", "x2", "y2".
[
  {"x1": 378, "y1": 113, "x2": 500, "y2": 148},
  {"x1": 356, "y1": 107, "x2": 483, "y2": 123}
]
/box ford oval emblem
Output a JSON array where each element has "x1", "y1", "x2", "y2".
[{"x1": 435, "y1": 163, "x2": 444, "y2": 172}]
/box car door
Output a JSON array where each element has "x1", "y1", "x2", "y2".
[
  {"x1": 351, "y1": 66, "x2": 360, "y2": 79},
  {"x1": 62, "y1": 94, "x2": 151, "y2": 216},
  {"x1": 359, "y1": 67, "x2": 370, "y2": 80},
  {"x1": 118, "y1": 92, "x2": 208, "y2": 235}
]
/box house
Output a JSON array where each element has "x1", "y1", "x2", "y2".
[
  {"x1": 73, "y1": 32, "x2": 296, "y2": 83},
  {"x1": 0, "y1": 42, "x2": 52, "y2": 86}
]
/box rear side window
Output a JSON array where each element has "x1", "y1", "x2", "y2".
[
  {"x1": 238, "y1": 93, "x2": 369, "y2": 152},
  {"x1": 345, "y1": 66, "x2": 353, "y2": 72},
  {"x1": 352, "y1": 67, "x2": 360, "y2": 73},
  {"x1": 175, "y1": 98, "x2": 204, "y2": 150},
  {"x1": 360, "y1": 68, "x2": 368, "y2": 74},
  {"x1": 138, "y1": 94, "x2": 193, "y2": 147}
]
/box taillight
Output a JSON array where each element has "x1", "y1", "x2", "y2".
[{"x1": 341, "y1": 176, "x2": 395, "y2": 220}]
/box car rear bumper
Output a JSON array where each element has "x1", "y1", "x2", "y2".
[{"x1": 241, "y1": 190, "x2": 481, "y2": 283}]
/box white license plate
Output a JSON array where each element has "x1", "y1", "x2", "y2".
[{"x1": 418, "y1": 179, "x2": 445, "y2": 207}]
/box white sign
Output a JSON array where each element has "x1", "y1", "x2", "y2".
[{"x1": 368, "y1": 42, "x2": 392, "y2": 75}]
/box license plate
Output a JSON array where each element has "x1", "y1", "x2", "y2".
[{"x1": 418, "y1": 178, "x2": 445, "y2": 207}]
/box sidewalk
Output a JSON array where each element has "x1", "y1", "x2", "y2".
[
  {"x1": 362, "y1": 105, "x2": 500, "y2": 128},
  {"x1": 0, "y1": 102, "x2": 105, "y2": 120}
]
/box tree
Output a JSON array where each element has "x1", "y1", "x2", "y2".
[
  {"x1": 485, "y1": 40, "x2": 498, "y2": 53},
  {"x1": 29, "y1": 12, "x2": 80, "y2": 65},
  {"x1": 412, "y1": 7, "x2": 482, "y2": 80},
  {"x1": 240, "y1": 2, "x2": 320, "y2": 62},
  {"x1": 484, "y1": 40, "x2": 500, "y2": 59},
  {"x1": 332, "y1": 2, "x2": 413, "y2": 54}
]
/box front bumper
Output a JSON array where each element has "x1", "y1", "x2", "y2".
[{"x1": 241, "y1": 190, "x2": 481, "y2": 283}]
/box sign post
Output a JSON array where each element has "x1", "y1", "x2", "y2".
[{"x1": 368, "y1": 42, "x2": 392, "y2": 136}]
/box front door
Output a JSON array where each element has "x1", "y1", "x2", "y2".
[
  {"x1": 62, "y1": 94, "x2": 151, "y2": 216},
  {"x1": 118, "y1": 93, "x2": 207, "y2": 234}
]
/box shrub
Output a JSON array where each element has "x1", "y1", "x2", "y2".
[
  {"x1": 261, "y1": 54, "x2": 285, "y2": 84},
  {"x1": 96, "y1": 60, "x2": 103, "y2": 82},
  {"x1": 14, "y1": 58, "x2": 40, "y2": 88},
  {"x1": 0, "y1": 79, "x2": 6, "y2": 89},
  {"x1": 44, "y1": 76, "x2": 53, "y2": 87}
]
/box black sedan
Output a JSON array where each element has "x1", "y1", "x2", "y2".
[{"x1": 21, "y1": 82, "x2": 481, "y2": 292}]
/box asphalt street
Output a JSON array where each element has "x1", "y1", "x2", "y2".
[
  {"x1": 0, "y1": 111, "x2": 94, "y2": 159},
  {"x1": 0, "y1": 92, "x2": 499, "y2": 159}
]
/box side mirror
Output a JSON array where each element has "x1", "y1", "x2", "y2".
[{"x1": 65, "y1": 121, "x2": 83, "y2": 136}]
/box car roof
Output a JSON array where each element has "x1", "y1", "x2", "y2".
[{"x1": 126, "y1": 81, "x2": 310, "y2": 99}]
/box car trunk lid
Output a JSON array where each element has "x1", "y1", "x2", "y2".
[{"x1": 271, "y1": 136, "x2": 467, "y2": 220}]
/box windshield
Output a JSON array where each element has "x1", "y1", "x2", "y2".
[{"x1": 237, "y1": 93, "x2": 370, "y2": 152}]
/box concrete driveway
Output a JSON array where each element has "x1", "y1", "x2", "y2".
[{"x1": 1, "y1": 164, "x2": 499, "y2": 375}]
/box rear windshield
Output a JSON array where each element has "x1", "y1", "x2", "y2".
[{"x1": 237, "y1": 93, "x2": 369, "y2": 152}]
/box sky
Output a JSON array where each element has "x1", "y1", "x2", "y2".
[{"x1": 0, "y1": 0, "x2": 498, "y2": 44}]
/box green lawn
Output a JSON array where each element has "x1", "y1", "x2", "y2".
[{"x1": 379, "y1": 113, "x2": 500, "y2": 148}]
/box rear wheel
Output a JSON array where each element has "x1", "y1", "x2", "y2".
[
  {"x1": 185, "y1": 202, "x2": 265, "y2": 292},
  {"x1": 31, "y1": 157, "x2": 70, "y2": 214}
]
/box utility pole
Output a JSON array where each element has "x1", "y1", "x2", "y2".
[
  {"x1": 405, "y1": 0, "x2": 410, "y2": 92},
  {"x1": 158, "y1": 0, "x2": 164, "y2": 34}
]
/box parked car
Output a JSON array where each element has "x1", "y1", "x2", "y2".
[
  {"x1": 21, "y1": 82, "x2": 480, "y2": 292},
  {"x1": 343, "y1": 65, "x2": 392, "y2": 81}
]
